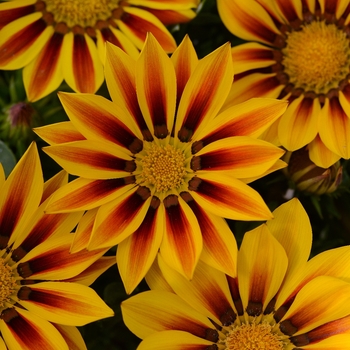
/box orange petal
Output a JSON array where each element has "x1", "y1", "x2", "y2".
[
  {"x1": 23, "y1": 32, "x2": 64, "y2": 102},
  {"x1": 160, "y1": 195, "x2": 202, "y2": 279},
  {"x1": 105, "y1": 43, "x2": 151, "y2": 139},
  {"x1": 136, "y1": 33, "x2": 176, "y2": 139},
  {"x1": 18, "y1": 282, "x2": 113, "y2": 326},
  {"x1": 58, "y1": 92, "x2": 143, "y2": 152},
  {"x1": 42, "y1": 140, "x2": 135, "y2": 179},
  {"x1": 158, "y1": 256, "x2": 235, "y2": 326},
  {"x1": 217, "y1": 0, "x2": 280, "y2": 44},
  {"x1": 34, "y1": 122, "x2": 85, "y2": 145},
  {"x1": 0, "y1": 307, "x2": 68, "y2": 350},
  {"x1": 319, "y1": 97, "x2": 350, "y2": 160},
  {"x1": 193, "y1": 136, "x2": 284, "y2": 178},
  {"x1": 0, "y1": 143, "x2": 43, "y2": 248},
  {"x1": 196, "y1": 98, "x2": 288, "y2": 143},
  {"x1": 54, "y1": 325, "x2": 87, "y2": 350},
  {"x1": 17, "y1": 233, "x2": 107, "y2": 280},
  {"x1": 223, "y1": 73, "x2": 283, "y2": 107},
  {"x1": 117, "y1": 201, "x2": 164, "y2": 294},
  {"x1": 175, "y1": 43, "x2": 233, "y2": 143},
  {"x1": 171, "y1": 35, "x2": 198, "y2": 107},
  {"x1": 189, "y1": 172, "x2": 272, "y2": 221},
  {"x1": 0, "y1": 0, "x2": 36, "y2": 30},
  {"x1": 45, "y1": 177, "x2": 135, "y2": 213},
  {"x1": 61, "y1": 32, "x2": 103, "y2": 94},
  {"x1": 121, "y1": 290, "x2": 215, "y2": 340},
  {"x1": 89, "y1": 187, "x2": 151, "y2": 249},
  {"x1": 0, "y1": 14, "x2": 53, "y2": 69},
  {"x1": 181, "y1": 192, "x2": 237, "y2": 277},
  {"x1": 278, "y1": 96, "x2": 320, "y2": 151},
  {"x1": 230, "y1": 42, "x2": 275, "y2": 74},
  {"x1": 238, "y1": 225, "x2": 287, "y2": 313},
  {"x1": 117, "y1": 7, "x2": 177, "y2": 52}
]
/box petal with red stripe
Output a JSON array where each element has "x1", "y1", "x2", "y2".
[
  {"x1": 61, "y1": 32, "x2": 103, "y2": 94},
  {"x1": 188, "y1": 172, "x2": 272, "y2": 221},
  {"x1": 88, "y1": 186, "x2": 152, "y2": 249},
  {"x1": 58, "y1": 92, "x2": 143, "y2": 152},
  {"x1": 160, "y1": 195, "x2": 202, "y2": 279},
  {"x1": 136, "y1": 33, "x2": 176, "y2": 139},
  {"x1": 117, "y1": 7, "x2": 177, "y2": 52},
  {"x1": 23, "y1": 31, "x2": 64, "y2": 102},
  {"x1": 0, "y1": 0, "x2": 36, "y2": 30},
  {"x1": 45, "y1": 176, "x2": 135, "y2": 213},
  {"x1": 0, "y1": 308, "x2": 68, "y2": 350},
  {"x1": 117, "y1": 197, "x2": 164, "y2": 294}
]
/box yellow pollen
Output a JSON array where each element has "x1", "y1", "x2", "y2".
[
  {"x1": 282, "y1": 21, "x2": 350, "y2": 94},
  {"x1": 140, "y1": 143, "x2": 187, "y2": 193},
  {"x1": 0, "y1": 258, "x2": 17, "y2": 308},
  {"x1": 44, "y1": 0, "x2": 120, "y2": 27},
  {"x1": 224, "y1": 322, "x2": 284, "y2": 350}
]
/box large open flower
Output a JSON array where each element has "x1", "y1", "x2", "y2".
[
  {"x1": 0, "y1": 0, "x2": 198, "y2": 101},
  {"x1": 122, "y1": 198, "x2": 350, "y2": 349},
  {"x1": 0, "y1": 142, "x2": 114, "y2": 349},
  {"x1": 35, "y1": 34, "x2": 287, "y2": 294},
  {"x1": 217, "y1": 0, "x2": 350, "y2": 168}
]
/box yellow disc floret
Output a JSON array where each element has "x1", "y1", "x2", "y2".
[
  {"x1": 283, "y1": 21, "x2": 350, "y2": 94},
  {"x1": 44, "y1": 0, "x2": 120, "y2": 27},
  {"x1": 140, "y1": 143, "x2": 187, "y2": 193},
  {"x1": 221, "y1": 321, "x2": 287, "y2": 350},
  {"x1": 0, "y1": 258, "x2": 17, "y2": 309}
]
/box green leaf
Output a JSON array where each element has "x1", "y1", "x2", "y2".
[{"x1": 0, "y1": 140, "x2": 16, "y2": 177}]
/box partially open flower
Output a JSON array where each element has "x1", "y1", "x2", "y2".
[{"x1": 284, "y1": 147, "x2": 343, "y2": 195}]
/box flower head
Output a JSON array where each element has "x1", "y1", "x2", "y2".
[
  {"x1": 217, "y1": 0, "x2": 350, "y2": 168},
  {"x1": 0, "y1": 0, "x2": 198, "y2": 101},
  {"x1": 122, "y1": 199, "x2": 350, "y2": 349},
  {"x1": 0, "y1": 142, "x2": 114, "y2": 349},
  {"x1": 35, "y1": 34, "x2": 287, "y2": 293}
]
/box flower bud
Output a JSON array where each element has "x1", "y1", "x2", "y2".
[{"x1": 283, "y1": 148, "x2": 342, "y2": 195}]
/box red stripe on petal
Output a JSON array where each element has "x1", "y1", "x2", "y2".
[
  {"x1": 100, "y1": 27, "x2": 122, "y2": 46},
  {"x1": 1, "y1": 308, "x2": 55, "y2": 348},
  {"x1": 0, "y1": 18, "x2": 46, "y2": 66},
  {"x1": 72, "y1": 34, "x2": 95, "y2": 92},
  {"x1": 121, "y1": 12, "x2": 175, "y2": 52},
  {"x1": 0, "y1": 4, "x2": 35, "y2": 29},
  {"x1": 26, "y1": 32, "x2": 64, "y2": 100}
]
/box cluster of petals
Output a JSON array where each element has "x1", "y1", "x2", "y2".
[
  {"x1": 0, "y1": 143, "x2": 114, "y2": 350},
  {"x1": 35, "y1": 34, "x2": 288, "y2": 294},
  {"x1": 122, "y1": 199, "x2": 350, "y2": 349},
  {"x1": 218, "y1": 0, "x2": 350, "y2": 168},
  {"x1": 0, "y1": 0, "x2": 198, "y2": 101}
]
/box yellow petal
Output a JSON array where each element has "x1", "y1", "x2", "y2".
[
  {"x1": 308, "y1": 134, "x2": 341, "y2": 168},
  {"x1": 238, "y1": 224, "x2": 287, "y2": 313},
  {"x1": 121, "y1": 290, "x2": 214, "y2": 339}
]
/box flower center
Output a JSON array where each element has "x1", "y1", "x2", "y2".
[
  {"x1": 223, "y1": 322, "x2": 284, "y2": 350},
  {"x1": 43, "y1": 0, "x2": 120, "y2": 27},
  {"x1": 139, "y1": 143, "x2": 187, "y2": 193},
  {"x1": 282, "y1": 21, "x2": 350, "y2": 94},
  {"x1": 0, "y1": 258, "x2": 17, "y2": 308}
]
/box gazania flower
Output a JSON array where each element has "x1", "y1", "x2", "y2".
[
  {"x1": 35, "y1": 34, "x2": 287, "y2": 294},
  {"x1": 0, "y1": 0, "x2": 199, "y2": 102},
  {"x1": 217, "y1": 0, "x2": 350, "y2": 168},
  {"x1": 0, "y1": 142, "x2": 114, "y2": 349},
  {"x1": 122, "y1": 198, "x2": 350, "y2": 349}
]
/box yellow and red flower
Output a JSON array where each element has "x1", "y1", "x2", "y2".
[
  {"x1": 122, "y1": 199, "x2": 350, "y2": 349},
  {"x1": 218, "y1": 0, "x2": 350, "y2": 168},
  {"x1": 0, "y1": 142, "x2": 114, "y2": 349},
  {"x1": 35, "y1": 34, "x2": 287, "y2": 294},
  {"x1": 0, "y1": 0, "x2": 198, "y2": 101}
]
